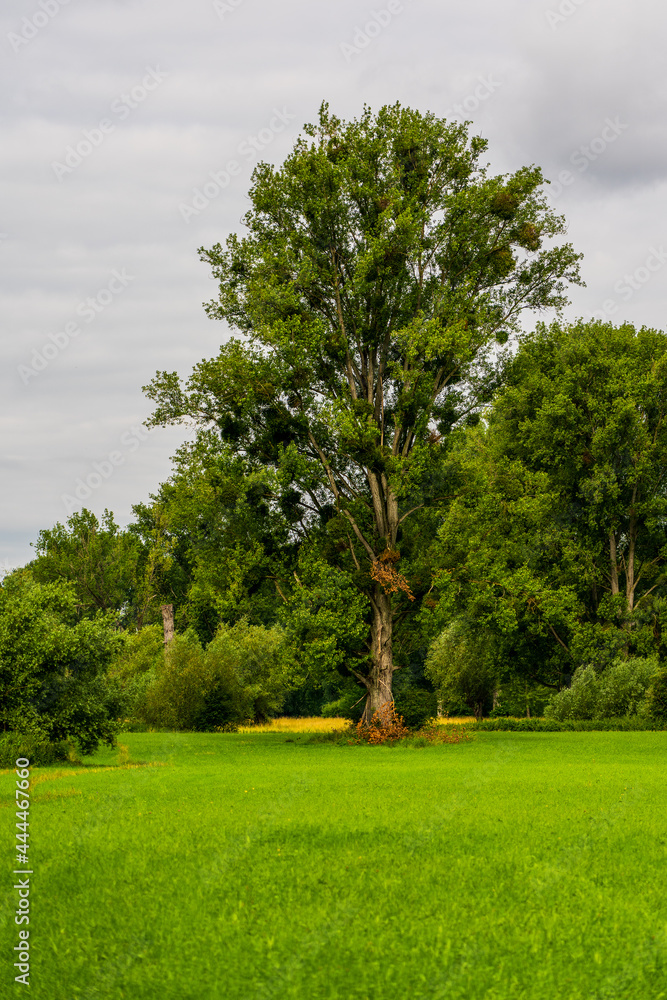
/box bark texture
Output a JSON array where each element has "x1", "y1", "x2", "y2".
[
  {"x1": 160, "y1": 603, "x2": 174, "y2": 646},
  {"x1": 361, "y1": 588, "x2": 395, "y2": 724}
]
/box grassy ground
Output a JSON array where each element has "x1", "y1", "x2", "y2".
[{"x1": 2, "y1": 731, "x2": 666, "y2": 1000}]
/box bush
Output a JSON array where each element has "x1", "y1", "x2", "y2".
[
  {"x1": 143, "y1": 631, "x2": 211, "y2": 730},
  {"x1": 0, "y1": 572, "x2": 124, "y2": 754},
  {"x1": 490, "y1": 676, "x2": 554, "y2": 719},
  {"x1": 312, "y1": 712, "x2": 472, "y2": 746},
  {"x1": 353, "y1": 704, "x2": 411, "y2": 744},
  {"x1": 141, "y1": 621, "x2": 294, "y2": 730},
  {"x1": 545, "y1": 657, "x2": 658, "y2": 721},
  {"x1": 470, "y1": 717, "x2": 667, "y2": 732},
  {"x1": 109, "y1": 625, "x2": 164, "y2": 682},
  {"x1": 209, "y1": 620, "x2": 294, "y2": 723},
  {"x1": 321, "y1": 689, "x2": 365, "y2": 721},
  {"x1": 106, "y1": 625, "x2": 165, "y2": 723},
  {"x1": 647, "y1": 667, "x2": 667, "y2": 721},
  {"x1": 0, "y1": 732, "x2": 75, "y2": 767},
  {"x1": 393, "y1": 687, "x2": 438, "y2": 729}
]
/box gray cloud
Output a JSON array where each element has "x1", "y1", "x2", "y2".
[{"x1": 2, "y1": 0, "x2": 666, "y2": 567}]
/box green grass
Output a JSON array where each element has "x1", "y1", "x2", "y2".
[{"x1": 2, "y1": 732, "x2": 667, "y2": 999}]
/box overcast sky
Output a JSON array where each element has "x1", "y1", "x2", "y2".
[{"x1": 2, "y1": 0, "x2": 666, "y2": 571}]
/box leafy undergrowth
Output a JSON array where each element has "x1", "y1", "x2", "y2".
[
  {"x1": 313, "y1": 703, "x2": 472, "y2": 746},
  {"x1": 469, "y1": 716, "x2": 667, "y2": 732}
]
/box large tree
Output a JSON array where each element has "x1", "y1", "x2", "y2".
[
  {"x1": 427, "y1": 320, "x2": 667, "y2": 692},
  {"x1": 144, "y1": 102, "x2": 582, "y2": 721},
  {"x1": 494, "y1": 320, "x2": 667, "y2": 619}
]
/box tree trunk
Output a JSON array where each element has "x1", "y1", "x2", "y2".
[
  {"x1": 361, "y1": 587, "x2": 394, "y2": 724},
  {"x1": 626, "y1": 519, "x2": 636, "y2": 612},
  {"x1": 609, "y1": 531, "x2": 619, "y2": 596},
  {"x1": 160, "y1": 603, "x2": 174, "y2": 646}
]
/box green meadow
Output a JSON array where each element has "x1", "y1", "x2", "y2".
[{"x1": 2, "y1": 731, "x2": 667, "y2": 1000}]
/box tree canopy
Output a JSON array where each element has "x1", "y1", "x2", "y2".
[
  {"x1": 14, "y1": 106, "x2": 667, "y2": 738},
  {"x1": 425, "y1": 320, "x2": 667, "y2": 707},
  {"x1": 144, "y1": 102, "x2": 583, "y2": 720},
  {"x1": 0, "y1": 572, "x2": 124, "y2": 752}
]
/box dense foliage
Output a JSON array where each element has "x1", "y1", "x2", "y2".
[
  {"x1": 143, "y1": 101, "x2": 581, "y2": 721},
  {"x1": 0, "y1": 572, "x2": 124, "y2": 753},
  {"x1": 544, "y1": 657, "x2": 658, "y2": 721},
  {"x1": 6, "y1": 107, "x2": 667, "y2": 747}
]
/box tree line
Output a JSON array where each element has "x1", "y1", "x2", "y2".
[{"x1": 3, "y1": 103, "x2": 667, "y2": 755}]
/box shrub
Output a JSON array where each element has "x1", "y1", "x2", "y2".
[
  {"x1": 470, "y1": 717, "x2": 667, "y2": 732},
  {"x1": 205, "y1": 620, "x2": 294, "y2": 724},
  {"x1": 393, "y1": 687, "x2": 438, "y2": 729},
  {"x1": 321, "y1": 690, "x2": 365, "y2": 721},
  {"x1": 545, "y1": 657, "x2": 658, "y2": 721},
  {"x1": 0, "y1": 572, "x2": 124, "y2": 754},
  {"x1": 106, "y1": 624, "x2": 165, "y2": 726},
  {"x1": 141, "y1": 621, "x2": 294, "y2": 730},
  {"x1": 0, "y1": 732, "x2": 75, "y2": 767},
  {"x1": 142, "y1": 631, "x2": 214, "y2": 730},
  {"x1": 489, "y1": 676, "x2": 554, "y2": 719},
  {"x1": 647, "y1": 667, "x2": 667, "y2": 721},
  {"x1": 311, "y1": 711, "x2": 472, "y2": 746},
  {"x1": 109, "y1": 625, "x2": 164, "y2": 682},
  {"x1": 353, "y1": 703, "x2": 410, "y2": 744}
]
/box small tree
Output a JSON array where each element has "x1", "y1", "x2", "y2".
[
  {"x1": 425, "y1": 619, "x2": 498, "y2": 719},
  {"x1": 141, "y1": 621, "x2": 294, "y2": 729},
  {"x1": 145, "y1": 102, "x2": 582, "y2": 721}
]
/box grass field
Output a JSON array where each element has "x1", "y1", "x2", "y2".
[{"x1": 2, "y1": 731, "x2": 667, "y2": 1000}]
